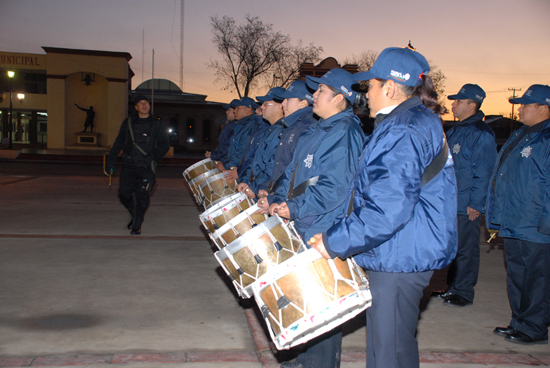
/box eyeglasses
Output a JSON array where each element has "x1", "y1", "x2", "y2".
[{"x1": 262, "y1": 102, "x2": 278, "y2": 107}]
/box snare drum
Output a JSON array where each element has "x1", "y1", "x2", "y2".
[
  {"x1": 199, "y1": 193, "x2": 254, "y2": 234},
  {"x1": 188, "y1": 168, "x2": 220, "y2": 204},
  {"x1": 215, "y1": 215, "x2": 305, "y2": 298},
  {"x1": 199, "y1": 172, "x2": 238, "y2": 209},
  {"x1": 252, "y1": 249, "x2": 372, "y2": 350},
  {"x1": 183, "y1": 158, "x2": 215, "y2": 182},
  {"x1": 210, "y1": 204, "x2": 268, "y2": 248}
]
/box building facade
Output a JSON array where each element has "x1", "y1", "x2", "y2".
[{"x1": 0, "y1": 47, "x2": 225, "y2": 153}]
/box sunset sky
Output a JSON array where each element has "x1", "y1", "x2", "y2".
[{"x1": 1, "y1": 0, "x2": 549, "y2": 117}]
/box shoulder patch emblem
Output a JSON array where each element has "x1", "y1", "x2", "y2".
[
  {"x1": 304, "y1": 154, "x2": 313, "y2": 168},
  {"x1": 452, "y1": 143, "x2": 461, "y2": 154},
  {"x1": 520, "y1": 146, "x2": 532, "y2": 158}
]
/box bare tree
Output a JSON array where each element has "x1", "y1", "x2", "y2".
[
  {"x1": 208, "y1": 15, "x2": 322, "y2": 97},
  {"x1": 266, "y1": 40, "x2": 323, "y2": 89},
  {"x1": 343, "y1": 50, "x2": 378, "y2": 72},
  {"x1": 427, "y1": 64, "x2": 446, "y2": 99}
]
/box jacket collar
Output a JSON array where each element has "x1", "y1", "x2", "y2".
[
  {"x1": 235, "y1": 114, "x2": 256, "y2": 125},
  {"x1": 282, "y1": 106, "x2": 313, "y2": 128},
  {"x1": 454, "y1": 110, "x2": 485, "y2": 127},
  {"x1": 317, "y1": 107, "x2": 357, "y2": 130},
  {"x1": 375, "y1": 96, "x2": 424, "y2": 129},
  {"x1": 525, "y1": 118, "x2": 550, "y2": 135}
]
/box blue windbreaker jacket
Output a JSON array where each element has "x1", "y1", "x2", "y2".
[
  {"x1": 244, "y1": 119, "x2": 285, "y2": 192},
  {"x1": 264, "y1": 107, "x2": 317, "y2": 192},
  {"x1": 446, "y1": 111, "x2": 497, "y2": 214},
  {"x1": 237, "y1": 117, "x2": 270, "y2": 179},
  {"x1": 210, "y1": 120, "x2": 236, "y2": 162},
  {"x1": 223, "y1": 114, "x2": 263, "y2": 169},
  {"x1": 272, "y1": 107, "x2": 365, "y2": 241},
  {"x1": 325, "y1": 97, "x2": 458, "y2": 273},
  {"x1": 485, "y1": 118, "x2": 550, "y2": 243}
]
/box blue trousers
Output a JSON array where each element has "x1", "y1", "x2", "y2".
[
  {"x1": 447, "y1": 214, "x2": 481, "y2": 301},
  {"x1": 366, "y1": 271, "x2": 433, "y2": 368},
  {"x1": 294, "y1": 326, "x2": 342, "y2": 368},
  {"x1": 504, "y1": 238, "x2": 549, "y2": 340}
]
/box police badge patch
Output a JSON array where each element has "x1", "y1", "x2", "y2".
[
  {"x1": 453, "y1": 143, "x2": 461, "y2": 154},
  {"x1": 304, "y1": 154, "x2": 313, "y2": 168},
  {"x1": 521, "y1": 146, "x2": 532, "y2": 158}
]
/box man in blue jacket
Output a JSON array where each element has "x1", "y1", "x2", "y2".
[
  {"x1": 309, "y1": 47, "x2": 457, "y2": 368},
  {"x1": 436, "y1": 84, "x2": 497, "y2": 307},
  {"x1": 237, "y1": 87, "x2": 285, "y2": 197},
  {"x1": 488, "y1": 84, "x2": 550, "y2": 345},
  {"x1": 256, "y1": 80, "x2": 317, "y2": 211},
  {"x1": 217, "y1": 97, "x2": 263, "y2": 180},
  {"x1": 206, "y1": 99, "x2": 239, "y2": 163}
]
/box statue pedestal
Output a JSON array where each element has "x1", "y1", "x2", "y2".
[{"x1": 75, "y1": 132, "x2": 100, "y2": 147}]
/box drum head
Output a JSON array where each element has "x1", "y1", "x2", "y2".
[{"x1": 252, "y1": 249, "x2": 372, "y2": 349}]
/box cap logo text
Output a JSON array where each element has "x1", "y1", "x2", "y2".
[{"x1": 390, "y1": 70, "x2": 410, "y2": 82}]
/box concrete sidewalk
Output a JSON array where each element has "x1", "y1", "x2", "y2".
[{"x1": 0, "y1": 171, "x2": 548, "y2": 368}]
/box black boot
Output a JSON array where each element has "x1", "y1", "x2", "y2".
[{"x1": 131, "y1": 216, "x2": 144, "y2": 235}]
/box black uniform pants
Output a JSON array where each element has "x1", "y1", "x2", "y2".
[
  {"x1": 447, "y1": 214, "x2": 481, "y2": 301},
  {"x1": 118, "y1": 165, "x2": 155, "y2": 223},
  {"x1": 504, "y1": 238, "x2": 549, "y2": 340},
  {"x1": 366, "y1": 270, "x2": 433, "y2": 368}
]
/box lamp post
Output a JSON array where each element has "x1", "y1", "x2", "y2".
[{"x1": 7, "y1": 70, "x2": 14, "y2": 149}]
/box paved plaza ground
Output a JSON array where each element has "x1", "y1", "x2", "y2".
[{"x1": 0, "y1": 154, "x2": 548, "y2": 367}]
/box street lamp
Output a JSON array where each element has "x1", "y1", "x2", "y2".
[{"x1": 7, "y1": 70, "x2": 14, "y2": 149}]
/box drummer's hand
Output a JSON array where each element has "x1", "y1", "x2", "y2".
[
  {"x1": 223, "y1": 168, "x2": 238, "y2": 183},
  {"x1": 257, "y1": 189, "x2": 268, "y2": 198},
  {"x1": 308, "y1": 233, "x2": 331, "y2": 259},
  {"x1": 257, "y1": 197, "x2": 270, "y2": 214},
  {"x1": 205, "y1": 150, "x2": 211, "y2": 158},
  {"x1": 271, "y1": 202, "x2": 290, "y2": 219},
  {"x1": 237, "y1": 183, "x2": 256, "y2": 199},
  {"x1": 215, "y1": 162, "x2": 225, "y2": 171}
]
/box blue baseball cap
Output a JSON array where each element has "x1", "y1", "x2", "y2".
[
  {"x1": 256, "y1": 87, "x2": 286, "y2": 103},
  {"x1": 274, "y1": 80, "x2": 314, "y2": 104},
  {"x1": 222, "y1": 98, "x2": 240, "y2": 109},
  {"x1": 234, "y1": 96, "x2": 259, "y2": 110},
  {"x1": 509, "y1": 84, "x2": 550, "y2": 106},
  {"x1": 306, "y1": 68, "x2": 357, "y2": 103},
  {"x1": 352, "y1": 47, "x2": 430, "y2": 87},
  {"x1": 448, "y1": 84, "x2": 486, "y2": 103}
]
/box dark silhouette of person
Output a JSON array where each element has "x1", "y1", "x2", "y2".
[{"x1": 75, "y1": 104, "x2": 95, "y2": 132}]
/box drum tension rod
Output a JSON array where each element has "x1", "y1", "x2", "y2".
[
  {"x1": 277, "y1": 296, "x2": 291, "y2": 310},
  {"x1": 274, "y1": 241, "x2": 283, "y2": 251},
  {"x1": 254, "y1": 254, "x2": 264, "y2": 264},
  {"x1": 261, "y1": 305, "x2": 270, "y2": 318}
]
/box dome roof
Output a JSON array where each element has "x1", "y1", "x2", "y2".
[{"x1": 135, "y1": 78, "x2": 182, "y2": 93}]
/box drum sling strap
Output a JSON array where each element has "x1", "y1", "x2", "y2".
[
  {"x1": 127, "y1": 117, "x2": 157, "y2": 173},
  {"x1": 347, "y1": 138, "x2": 449, "y2": 215},
  {"x1": 286, "y1": 164, "x2": 319, "y2": 201},
  {"x1": 268, "y1": 175, "x2": 283, "y2": 195}
]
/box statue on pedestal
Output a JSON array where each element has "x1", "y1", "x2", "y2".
[{"x1": 75, "y1": 104, "x2": 95, "y2": 132}]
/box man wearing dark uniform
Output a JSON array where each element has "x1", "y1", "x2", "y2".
[{"x1": 106, "y1": 95, "x2": 170, "y2": 235}]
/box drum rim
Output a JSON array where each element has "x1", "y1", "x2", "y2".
[
  {"x1": 184, "y1": 158, "x2": 213, "y2": 173},
  {"x1": 199, "y1": 192, "x2": 249, "y2": 221},
  {"x1": 189, "y1": 168, "x2": 220, "y2": 186},
  {"x1": 214, "y1": 215, "x2": 285, "y2": 259},
  {"x1": 211, "y1": 203, "x2": 264, "y2": 238},
  {"x1": 198, "y1": 172, "x2": 232, "y2": 189},
  {"x1": 253, "y1": 248, "x2": 321, "y2": 288}
]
